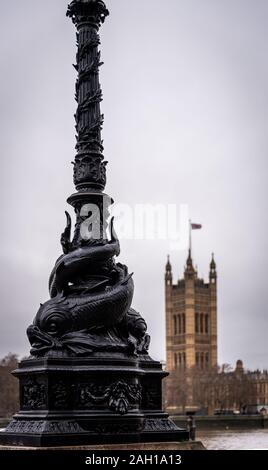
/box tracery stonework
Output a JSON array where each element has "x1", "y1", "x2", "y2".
[{"x1": 165, "y1": 251, "x2": 218, "y2": 413}]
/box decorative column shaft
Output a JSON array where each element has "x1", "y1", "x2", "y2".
[{"x1": 67, "y1": 0, "x2": 109, "y2": 192}]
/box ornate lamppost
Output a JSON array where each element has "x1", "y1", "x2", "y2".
[{"x1": 0, "y1": 0, "x2": 188, "y2": 446}]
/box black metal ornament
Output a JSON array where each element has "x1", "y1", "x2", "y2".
[{"x1": 0, "y1": 0, "x2": 188, "y2": 446}]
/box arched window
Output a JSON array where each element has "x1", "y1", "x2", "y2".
[
  {"x1": 195, "y1": 313, "x2": 199, "y2": 333},
  {"x1": 174, "y1": 353, "x2": 177, "y2": 369},
  {"x1": 196, "y1": 352, "x2": 199, "y2": 367},
  {"x1": 205, "y1": 352, "x2": 209, "y2": 368},
  {"x1": 178, "y1": 353, "x2": 182, "y2": 368},
  {"x1": 182, "y1": 314, "x2": 186, "y2": 334},
  {"x1": 200, "y1": 352, "x2": 204, "y2": 369},
  {"x1": 183, "y1": 352, "x2": 186, "y2": 370},
  {"x1": 173, "y1": 316, "x2": 177, "y2": 335},
  {"x1": 178, "y1": 315, "x2": 181, "y2": 334},
  {"x1": 200, "y1": 314, "x2": 204, "y2": 334},
  {"x1": 205, "y1": 315, "x2": 209, "y2": 334}
]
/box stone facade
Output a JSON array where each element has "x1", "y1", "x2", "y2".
[
  {"x1": 165, "y1": 251, "x2": 217, "y2": 373},
  {"x1": 164, "y1": 253, "x2": 268, "y2": 416},
  {"x1": 165, "y1": 251, "x2": 218, "y2": 413}
]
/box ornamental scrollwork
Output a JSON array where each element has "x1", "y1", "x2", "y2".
[
  {"x1": 75, "y1": 380, "x2": 142, "y2": 415},
  {"x1": 22, "y1": 378, "x2": 46, "y2": 410}
]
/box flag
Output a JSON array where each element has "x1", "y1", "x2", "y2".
[{"x1": 191, "y1": 223, "x2": 202, "y2": 230}]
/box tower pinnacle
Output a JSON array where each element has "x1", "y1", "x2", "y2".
[
  {"x1": 165, "y1": 255, "x2": 173, "y2": 285},
  {"x1": 184, "y1": 249, "x2": 196, "y2": 279},
  {"x1": 166, "y1": 255, "x2": 171, "y2": 271},
  {"x1": 209, "y1": 253, "x2": 217, "y2": 283}
]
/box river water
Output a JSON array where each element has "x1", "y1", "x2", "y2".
[
  {"x1": 1, "y1": 428, "x2": 268, "y2": 450},
  {"x1": 197, "y1": 429, "x2": 268, "y2": 450}
]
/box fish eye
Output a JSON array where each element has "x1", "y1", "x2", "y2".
[{"x1": 48, "y1": 322, "x2": 57, "y2": 332}]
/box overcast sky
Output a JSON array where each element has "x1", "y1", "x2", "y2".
[{"x1": 0, "y1": 0, "x2": 267, "y2": 370}]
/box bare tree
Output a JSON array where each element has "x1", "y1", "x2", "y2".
[
  {"x1": 0, "y1": 354, "x2": 19, "y2": 417},
  {"x1": 164, "y1": 364, "x2": 259, "y2": 416}
]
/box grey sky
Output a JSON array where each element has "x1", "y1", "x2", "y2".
[{"x1": 0, "y1": 0, "x2": 267, "y2": 370}]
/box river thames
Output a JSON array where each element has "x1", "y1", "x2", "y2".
[
  {"x1": 1, "y1": 428, "x2": 268, "y2": 450},
  {"x1": 197, "y1": 429, "x2": 268, "y2": 450}
]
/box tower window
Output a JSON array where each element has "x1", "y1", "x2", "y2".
[
  {"x1": 195, "y1": 313, "x2": 199, "y2": 333},
  {"x1": 173, "y1": 316, "x2": 177, "y2": 335},
  {"x1": 205, "y1": 315, "x2": 209, "y2": 334},
  {"x1": 178, "y1": 315, "x2": 181, "y2": 334},
  {"x1": 196, "y1": 352, "x2": 200, "y2": 367},
  {"x1": 182, "y1": 314, "x2": 186, "y2": 334},
  {"x1": 205, "y1": 352, "x2": 209, "y2": 368},
  {"x1": 174, "y1": 353, "x2": 177, "y2": 369},
  {"x1": 200, "y1": 353, "x2": 204, "y2": 369},
  {"x1": 183, "y1": 352, "x2": 186, "y2": 370},
  {"x1": 200, "y1": 314, "x2": 204, "y2": 334}
]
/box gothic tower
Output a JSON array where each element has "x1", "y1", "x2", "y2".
[{"x1": 165, "y1": 252, "x2": 218, "y2": 374}]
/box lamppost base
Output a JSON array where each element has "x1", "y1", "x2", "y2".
[{"x1": 0, "y1": 356, "x2": 189, "y2": 447}]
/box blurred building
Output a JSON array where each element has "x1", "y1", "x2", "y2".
[
  {"x1": 164, "y1": 254, "x2": 268, "y2": 415},
  {"x1": 165, "y1": 250, "x2": 218, "y2": 413}
]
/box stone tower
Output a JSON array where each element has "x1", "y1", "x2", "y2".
[{"x1": 165, "y1": 251, "x2": 218, "y2": 374}]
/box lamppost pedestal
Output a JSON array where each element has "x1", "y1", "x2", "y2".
[
  {"x1": 0, "y1": 0, "x2": 188, "y2": 447},
  {"x1": 0, "y1": 356, "x2": 188, "y2": 447}
]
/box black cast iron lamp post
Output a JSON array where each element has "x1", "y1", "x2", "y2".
[{"x1": 0, "y1": 0, "x2": 188, "y2": 446}]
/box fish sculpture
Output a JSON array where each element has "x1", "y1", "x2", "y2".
[{"x1": 27, "y1": 214, "x2": 150, "y2": 357}]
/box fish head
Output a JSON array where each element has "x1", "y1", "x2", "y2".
[{"x1": 34, "y1": 297, "x2": 73, "y2": 338}]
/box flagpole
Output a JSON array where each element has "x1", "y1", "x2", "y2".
[
  {"x1": 189, "y1": 221, "x2": 202, "y2": 258},
  {"x1": 189, "y1": 219, "x2": 192, "y2": 254}
]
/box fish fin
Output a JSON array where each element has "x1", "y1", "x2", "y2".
[{"x1": 121, "y1": 273, "x2": 134, "y2": 285}]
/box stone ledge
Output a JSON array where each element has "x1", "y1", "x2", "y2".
[{"x1": 0, "y1": 441, "x2": 205, "y2": 451}]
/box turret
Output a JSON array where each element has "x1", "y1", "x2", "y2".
[
  {"x1": 209, "y1": 253, "x2": 218, "y2": 367},
  {"x1": 165, "y1": 255, "x2": 173, "y2": 286},
  {"x1": 209, "y1": 253, "x2": 217, "y2": 284},
  {"x1": 235, "y1": 359, "x2": 244, "y2": 375},
  {"x1": 184, "y1": 250, "x2": 196, "y2": 280}
]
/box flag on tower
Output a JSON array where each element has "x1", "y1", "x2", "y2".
[{"x1": 189, "y1": 221, "x2": 202, "y2": 252}]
